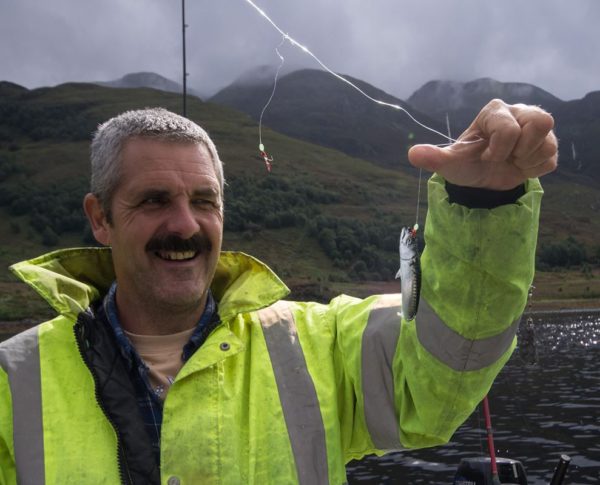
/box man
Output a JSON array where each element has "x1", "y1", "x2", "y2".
[{"x1": 0, "y1": 102, "x2": 557, "y2": 484}]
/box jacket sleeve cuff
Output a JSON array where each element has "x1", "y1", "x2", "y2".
[{"x1": 445, "y1": 181, "x2": 526, "y2": 209}]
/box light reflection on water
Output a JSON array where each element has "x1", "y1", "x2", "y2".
[{"x1": 347, "y1": 312, "x2": 600, "y2": 485}]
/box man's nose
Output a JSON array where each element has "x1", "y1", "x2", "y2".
[{"x1": 165, "y1": 201, "x2": 200, "y2": 239}]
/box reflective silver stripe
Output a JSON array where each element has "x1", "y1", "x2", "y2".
[
  {"x1": 0, "y1": 326, "x2": 45, "y2": 485},
  {"x1": 416, "y1": 298, "x2": 520, "y2": 371},
  {"x1": 361, "y1": 294, "x2": 404, "y2": 450},
  {"x1": 257, "y1": 301, "x2": 329, "y2": 485}
]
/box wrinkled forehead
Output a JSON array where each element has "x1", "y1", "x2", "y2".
[
  {"x1": 118, "y1": 137, "x2": 222, "y2": 196},
  {"x1": 120, "y1": 137, "x2": 214, "y2": 169}
]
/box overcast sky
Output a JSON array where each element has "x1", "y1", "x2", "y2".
[{"x1": 1, "y1": 0, "x2": 598, "y2": 101}]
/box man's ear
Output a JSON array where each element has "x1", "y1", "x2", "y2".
[{"x1": 83, "y1": 193, "x2": 111, "y2": 246}]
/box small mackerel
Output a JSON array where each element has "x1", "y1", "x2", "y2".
[{"x1": 395, "y1": 226, "x2": 421, "y2": 321}]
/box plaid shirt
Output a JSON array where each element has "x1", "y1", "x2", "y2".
[{"x1": 100, "y1": 282, "x2": 219, "y2": 466}]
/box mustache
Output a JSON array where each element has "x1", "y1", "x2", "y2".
[{"x1": 145, "y1": 233, "x2": 213, "y2": 253}]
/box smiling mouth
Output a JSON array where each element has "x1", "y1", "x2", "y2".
[{"x1": 155, "y1": 250, "x2": 198, "y2": 261}]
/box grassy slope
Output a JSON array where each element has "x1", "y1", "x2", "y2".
[{"x1": 0, "y1": 83, "x2": 599, "y2": 322}]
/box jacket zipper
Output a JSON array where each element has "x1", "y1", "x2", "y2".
[{"x1": 73, "y1": 313, "x2": 132, "y2": 485}]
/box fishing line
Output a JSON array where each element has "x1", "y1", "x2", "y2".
[
  {"x1": 414, "y1": 168, "x2": 423, "y2": 230},
  {"x1": 243, "y1": 0, "x2": 480, "y2": 146},
  {"x1": 245, "y1": 0, "x2": 480, "y2": 228},
  {"x1": 258, "y1": 35, "x2": 286, "y2": 150}
]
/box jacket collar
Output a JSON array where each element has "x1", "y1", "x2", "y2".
[{"x1": 10, "y1": 248, "x2": 290, "y2": 321}]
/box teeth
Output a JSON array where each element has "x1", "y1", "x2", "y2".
[{"x1": 158, "y1": 251, "x2": 197, "y2": 261}]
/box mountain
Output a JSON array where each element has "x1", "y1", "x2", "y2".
[
  {"x1": 551, "y1": 91, "x2": 600, "y2": 176},
  {"x1": 210, "y1": 68, "x2": 444, "y2": 171},
  {"x1": 407, "y1": 78, "x2": 563, "y2": 133},
  {"x1": 96, "y1": 72, "x2": 204, "y2": 99}
]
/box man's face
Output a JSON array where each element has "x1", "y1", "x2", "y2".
[{"x1": 100, "y1": 138, "x2": 223, "y2": 313}]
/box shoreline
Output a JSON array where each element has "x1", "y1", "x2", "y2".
[
  {"x1": 526, "y1": 298, "x2": 600, "y2": 314},
  {"x1": 526, "y1": 307, "x2": 600, "y2": 316}
]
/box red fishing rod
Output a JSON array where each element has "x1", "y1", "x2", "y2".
[
  {"x1": 454, "y1": 393, "x2": 570, "y2": 484},
  {"x1": 482, "y1": 395, "x2": 501, "y2": 485}
]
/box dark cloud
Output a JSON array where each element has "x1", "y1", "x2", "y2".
[{"x1": 1, "y1": 0, "x2": 598, "y2": 100}]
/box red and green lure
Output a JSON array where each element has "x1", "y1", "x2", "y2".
[{"x1": 259, "y1": 143, "x2": 273, "y2": 172}]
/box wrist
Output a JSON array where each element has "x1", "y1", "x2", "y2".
[{"x1": 445, "y1": 181, "x2": 525, "y2": 209}]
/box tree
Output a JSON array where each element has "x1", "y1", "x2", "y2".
[{"x1": 41, "y1": 226, "x2": 59, "y2": 246}]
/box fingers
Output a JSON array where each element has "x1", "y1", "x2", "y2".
[
  {"x1": 512, "y1": 130, "x2": 558, "y2": 170},
  {"x1": 479, "y1": 100, "x2": 522, "y2": 163},
  {"x1": 519, "y1": 156, "x2": 558, "y2": 179},
  {"x1": 511, "y1": 104, "x2": 555, "y2": 159},
  {"x1": 510, "y1": 105, "x2": 558, "y2": 177},
  {"x1": 476, "y1": 99, "x2": 558, "y2": 172}
]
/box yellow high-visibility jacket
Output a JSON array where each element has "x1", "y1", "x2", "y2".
[{"x1": 0, "y1": 176, "x2": 542, "y2": 484}]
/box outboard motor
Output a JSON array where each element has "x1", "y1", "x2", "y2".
[{"x1": 453, "y1": 457, "x2": 527, "y2": 485}]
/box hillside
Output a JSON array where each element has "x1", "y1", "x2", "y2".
[
  {"x1": 0, "y1": 82, "x2": 421, "y2": 320},
  {"x1": 551, "y1": 91, "x2": 600, "y2": 178},
  {"x1": 0, "y1": 82, "x2": 599, "y2": 322}
]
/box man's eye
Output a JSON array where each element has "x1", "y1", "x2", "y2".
[
  {"x1": 142, "y1": 197, "x2": 166, "y2": 206},
  {"x1": 192, "y1": 199, "x2": 214, "y2": 207}
]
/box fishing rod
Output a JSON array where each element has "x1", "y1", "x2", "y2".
[{"x1": 482, "y1": 395, "x2": 501, "y2": 485}]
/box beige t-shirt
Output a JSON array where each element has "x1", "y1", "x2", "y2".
[{"x1": 125, "y1": 327, "x2": 195, "y2": 401}]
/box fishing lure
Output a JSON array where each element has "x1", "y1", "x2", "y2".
[
  {"x1": 259, "y1": 143, "x2": 273, "y2": 172},
  {"x1": 396, "y1": 225, "x2": 421, "y2": 321}
]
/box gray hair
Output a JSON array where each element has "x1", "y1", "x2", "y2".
[{"x1": 90, "y1": 107, "x2": 224, "y2": 221}]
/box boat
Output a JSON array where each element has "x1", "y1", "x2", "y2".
[{"x1": 452, "y1": 396, "x2": 571, "y2": 484}]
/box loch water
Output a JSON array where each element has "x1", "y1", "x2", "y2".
[{"x1": 347, "y1": 311, "x2": 600, "y2": 484}]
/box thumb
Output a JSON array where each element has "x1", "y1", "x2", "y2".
[{"x1": 407, "y1": 144, "x2": 452, "y2": 173}]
